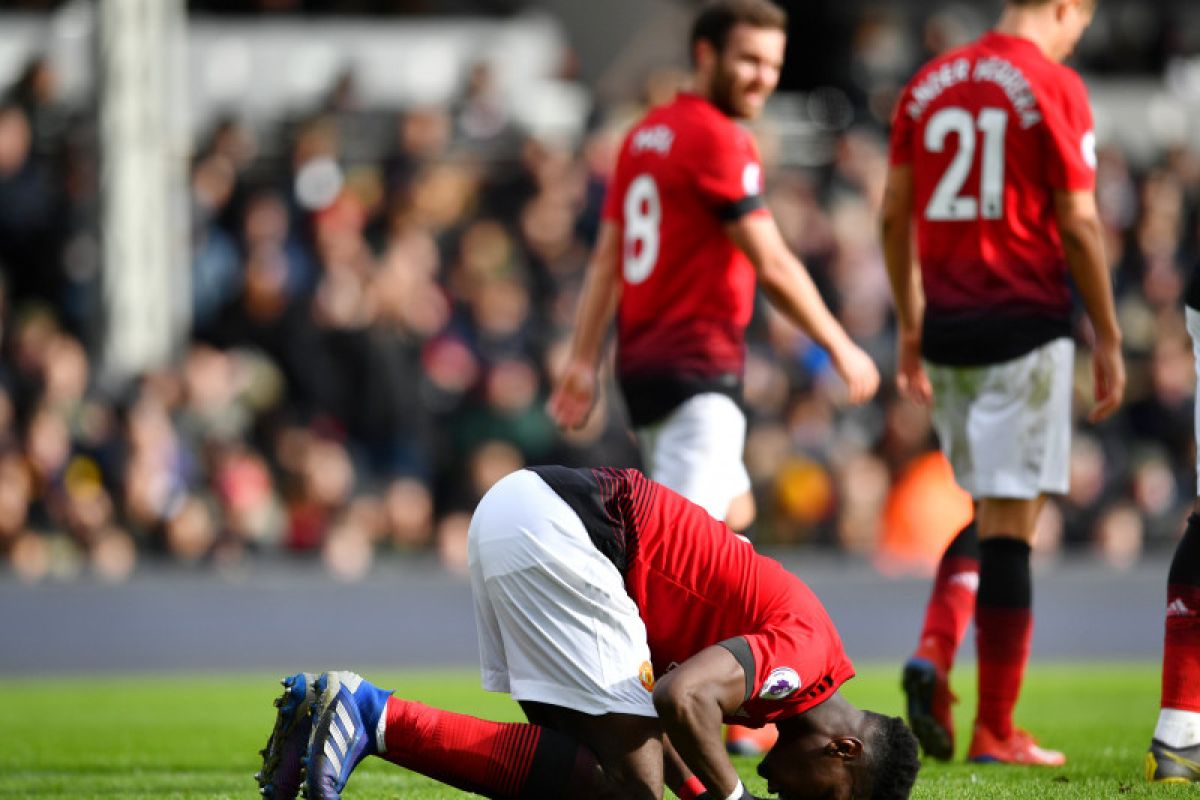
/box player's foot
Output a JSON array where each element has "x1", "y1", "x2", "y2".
[
  {"x1": 1145, "y1": 739, "x2": 1200, "y2": 783},
  {"x1": 303, "y1": 671, "x2": 391, "y2": 800},
  {"x1": 967, "y1": 725, "x2": 1065, "y2": 766},
  {"x1": 256, "y1": 672, "x2": 318, "y2": 799},
  {"x1": 901, "y1": 657, "x2": 955, "y2": 761},
  {"x1": 725, "y1": 723, "x2": 778, "y2": 757}
]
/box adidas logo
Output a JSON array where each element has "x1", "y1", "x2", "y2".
[{"x1": 1167, "y1": 599, "x2": 1194, "y2": 618}]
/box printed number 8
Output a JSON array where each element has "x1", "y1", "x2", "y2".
[{"x1": 623, "y1": 175, "x2": 661, "y2": 284}]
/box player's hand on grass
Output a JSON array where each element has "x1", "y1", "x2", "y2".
[
  {"x1": 830, "y1": 340, "x2": 880, "y2": 405},
  {"x1": 547, "y1": 360, "x2": 598, "y2": 429},
  {"x1": 895, "y1": 330, "x2": 932, "y2": 406},
  {"x1": 1088, "y1": 335, "x2": 1125, "y2": 424}
]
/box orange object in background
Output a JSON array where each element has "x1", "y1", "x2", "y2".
[{"x1": 876, "y1": 451, "x2": 974, "y2": 577}]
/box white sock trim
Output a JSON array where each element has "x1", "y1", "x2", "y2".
[
  {"x1": 376, "y1": 703, "x2": 388, "y2": 753},
  {"x1": 724, "y1": 780, "x2": 746, "y2": 800},
  {"x1": 1156, "y1": 708, "x2": 1200, "y2": 749}
]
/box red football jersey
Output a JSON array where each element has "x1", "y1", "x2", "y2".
[
  {"x1": 889, "y1": 32, "x2": 1097, "y2": 364},
  {"x1": 529, "y1": 465, "x2": 855, "y2": 725},
  {"x1": 602, "y1": 93, "x2": 768, "y2": 385}
]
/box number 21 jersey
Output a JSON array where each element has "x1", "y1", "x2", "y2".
[
  {"x1": 889, "y1": 32, "x2": 1097, "y2": 366},
  {"x1": 602, "y1": 93, "x2": 769, "y2": 426}
]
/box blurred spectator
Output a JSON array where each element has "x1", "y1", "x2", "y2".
[{"x1": 1, "y1": 13, "x2": 1199, "y2": 582}]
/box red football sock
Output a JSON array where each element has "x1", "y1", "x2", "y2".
[
  {"x1": 974, "y1": 538, "x2": 1031, "y2": 740},
  {"x1": 1162, "y1": 515, "x2": 1200, "y2": 713},
  {"x1": 1162, "y1": 584, "x2": 1200, "y2": 713},
  {"x1": 381, "y1": 696, "x2": 596, "y2": 798},
  {"x1": 914, "y1": 523, "x2": 979, "y2": 672}
]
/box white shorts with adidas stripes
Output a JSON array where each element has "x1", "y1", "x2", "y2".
[
  {"x1": 467, "y1": 469, "x2": 657, "y2": 717},
  {"x1": 926, "y1": 338, "x2": 1074, "y2": 499}
]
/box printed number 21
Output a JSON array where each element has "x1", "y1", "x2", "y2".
[{"x1": 924, "y1": 107, "x2": 1008, "y2": 221}]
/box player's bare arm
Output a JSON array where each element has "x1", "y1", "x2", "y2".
[
  {"x1": 1053, "y1": 189, "x2": 1125, "y2": 422},
  {"x1": 653, "y1": 644, "x2": 750, "y2": 798},
  {"x1": 547, "y1": 221, "x2": 622, "y2": 429},
  {"x1": 880, "y1": 164, "x2": 932, "y2": 406},
  {"x1": 726, "y1": 213, "x2": 881, "y2": 404}
]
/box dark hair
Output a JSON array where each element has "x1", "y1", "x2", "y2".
[
  {"x1": 689, "y1": 0, "x2": 788, "y2": 62},
  {"x1": 862, "y1": 713, "x2": 921, "y2": 800}
]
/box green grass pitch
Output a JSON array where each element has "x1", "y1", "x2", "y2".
[{"x1": 1, "y1": 663, "x2": 1195, "y2": 798}]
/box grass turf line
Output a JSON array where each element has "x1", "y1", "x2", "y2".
[{"x1": 0, "y1": 664, "x2": 1193, "y2": 798}]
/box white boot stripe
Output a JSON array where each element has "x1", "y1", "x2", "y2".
[
  {"x1": 323, "y1": 739, "x2": 343, "y2": 774},
  {"x1": 330, "y1": 716, "x2": 348, "y2": 756},
  {"x1": 335, "y1": 703, "x2": 357, "y2": 739}
]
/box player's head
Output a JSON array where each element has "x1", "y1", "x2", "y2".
[
  {"x1": 757, "y1": 711, "x2": 920, "y2": 800},
  {"x1": 1004, "y1": 0, "x2": 1097, "y2": 62},
  {"x1": 689, "y1": 0, "x2": 788, "y2": 120}
]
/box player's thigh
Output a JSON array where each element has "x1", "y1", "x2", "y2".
[
  {"x1": 926, "y1": 339, "x2": 1072, "y2": 502},
  {"x1": 470, "y1": 471, "x2": 657, "y2": 716},
  {"x1": 520, "y1": 701, "x2": 663, "y2": 800},
  {"x1": 636, "y1": 393, "x2": 749, "y2": 519}
]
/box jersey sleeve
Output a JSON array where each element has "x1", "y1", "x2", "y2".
[
  {"x1": 888, "y1": 81, "x2": 917, "y2": 167},
  {"x1": 691, "y1": 125, "x2": 767, "y2": 222},
  {"x1": 1040, "y1": 69, "x2": 1096, "y2": 192}
]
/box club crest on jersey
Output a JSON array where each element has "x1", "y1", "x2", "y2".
[
  {"x1": 759, "y1": 667, "x2": 801, "y2": 700},
  {"x1": 639, "y1": 661, "x2": 656, "y2": 692},
  {"x1": 742, "y1": 163, "x2": 762, "y2": 196}
]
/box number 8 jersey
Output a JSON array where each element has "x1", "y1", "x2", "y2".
[
  {"x1": 888, "y1": 32, "x2": 1097, "y2": 366},
  {"x1": 602, "y1": 92, "x2": 769, "y2": 427}
]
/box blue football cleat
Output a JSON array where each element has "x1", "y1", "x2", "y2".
[
  {"x1": 256, "y1": 672, "x2": 318, "y2": 799},
  {"x1": 303, "y1": 671, "x2": 390, "y2": 800}
]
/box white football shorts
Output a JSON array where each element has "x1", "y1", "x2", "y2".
[
  {"x1": 635, "y1": 392, "x2": 751, "y2": 520},
  {"x1": 467, "y1": 469, "x2": 657, "y2": 717},
  {"x1": 1188, "y1": 307, "x2": 1200, "y2": 494},
  {"x1": 926, "y1": 337, "x2": 1074, "y2": 499}
]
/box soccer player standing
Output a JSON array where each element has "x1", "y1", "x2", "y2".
[
  {"x1": 881, "y1": 0, "x2": 1124, "y2": 765},
  {"x1": 1145, "y1": 282, "x2": 1200, "y2": 783},
  {"x1": 548, "y1": 0, "x2": 879, "y2": 535}
]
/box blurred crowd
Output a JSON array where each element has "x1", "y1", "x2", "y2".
[{"x1": 0, "y1": 12, "x2": 1198, "y2": 583}]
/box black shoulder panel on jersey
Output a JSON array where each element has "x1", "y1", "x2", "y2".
[
  {"x1": 717, "y1": 636, "x2": 756, "y2": 703},
  {"x1": 718, "y1": 194, "x2": 765, "y2": 222},
  {"x1": 524, "y1": 466, "x2": 631, "y2": 573}
]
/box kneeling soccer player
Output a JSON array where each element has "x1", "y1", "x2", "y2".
[{"x1": 256, "y1": 466, "x2": 920, "y2": 799}]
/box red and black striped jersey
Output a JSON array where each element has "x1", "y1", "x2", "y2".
[{"x1": 526, "y1": 465, "x2": 855, "y2": 724}]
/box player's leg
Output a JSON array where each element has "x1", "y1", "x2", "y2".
[
  {"x1": 962, "y1": 339, "x2": 1072, "y2": 766},
  {"x1": 901, "y1": 518, "x2": 978, "y2": 761},
  {"x1": 302, "y1": 669, "x2": 646, "y2": 800},
  {"x1": 635, "y1": 393, "x2": 750, "y2": 525},
  {"x1": 1147, "y1": 306, "x2": 1200, "y2": 783},
  {"x1": 923, "y1": 340, "x2": 1071, "y2": 765},
  {"x1": 968, "y1": 497, "x2": 1064, "y2": 765},
  {"x1": 1147, "y1": 509, "x2": 1200, "y2": 783},
  {"x1": 472, "y1": 468, "x2": 665, "y2": 793}
]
